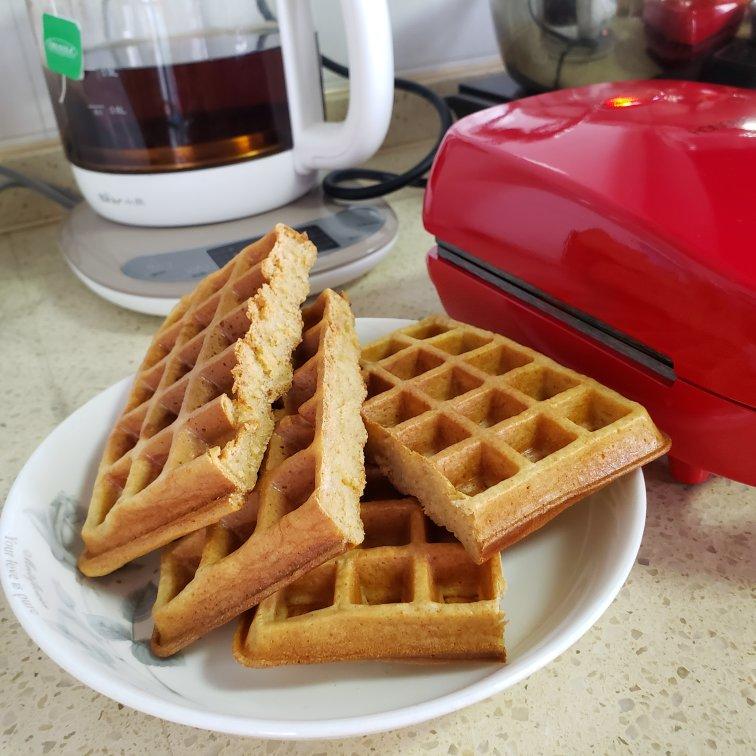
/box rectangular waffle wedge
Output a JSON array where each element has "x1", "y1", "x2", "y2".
[
  {"x1": 233, "y1": 469, "x2": 506, "y2": 666},
  {"x1": 150, "y1": 289, "x2": 367, "y2": 656},
  {"x1": 78, "y1": 224, "x2": 316, "y2": 577},
  {"x1": 361, "y1": 316, "x2": 670, "y2": 563}
]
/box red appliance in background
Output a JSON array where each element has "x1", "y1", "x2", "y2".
[
  {"x1": 643, "y1": 0, "x2": 749, "y2": 63},
  {"x1": 424, "y1": 80, "x2": 756, "y2": 486}
]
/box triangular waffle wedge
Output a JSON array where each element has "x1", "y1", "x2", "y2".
[
  {"x1": 78, "y1": 224, "x2": 316, "y2": 577},
  {"x1": 233, "y1": 468, "x2": 506, "y2": 666},
  {"x1": 361, "y1": 316, "x2": 670, "y2": 563},
  {"x1": 150, "y1": 289, "x2": 366, "y2": 656}
]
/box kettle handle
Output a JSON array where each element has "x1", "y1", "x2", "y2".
[{"x1": 277, "y1": 0, "x2": 394, "y2": 173}]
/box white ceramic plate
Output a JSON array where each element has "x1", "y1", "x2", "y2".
[{"x1": 0, "y1": 318, "x2": 646, "y2": 740}]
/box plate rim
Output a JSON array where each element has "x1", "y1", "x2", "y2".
[{"x1": 0, "y1": 317, "x2": 646, "y2": 740}]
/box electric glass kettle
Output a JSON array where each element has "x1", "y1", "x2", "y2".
[{"x1": 27, "y1": 0, "x2": 394, "y2": 226}]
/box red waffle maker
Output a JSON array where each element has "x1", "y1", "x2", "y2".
[{"x1": 424, "y1": 80, "x2": 756, "y2": 486}]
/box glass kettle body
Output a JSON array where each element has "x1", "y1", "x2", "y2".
[{"x1": 27, "y1": 0, "x2": 394, "y2": 226}]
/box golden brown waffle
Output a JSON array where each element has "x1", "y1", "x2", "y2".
[
  {"x1": 79, "y1": 224, "x2": 316, "y2": 577},
  {"x1": 150, "y1": 289, "x2": 367, "y2": 657},
  {"x1": 233, "y1": 470, "x2": 506, "y2": 666},
  {"x1": 361, "y1": 316, "x2": 670, "y2": 563}
]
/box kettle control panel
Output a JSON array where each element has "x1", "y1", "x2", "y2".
[{"x1": 120, "y1": 206, "x2": 386, "y2": 284}]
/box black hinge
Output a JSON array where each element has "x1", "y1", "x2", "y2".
[{"x1": 437, "y1": 240, "x2": 676, "y2": 382}]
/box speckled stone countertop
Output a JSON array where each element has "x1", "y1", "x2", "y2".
[{"x1": 0, "y1": 143, "x2": 754, "y2": 755}]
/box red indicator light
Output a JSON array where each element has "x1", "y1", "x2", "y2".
[{"x1": 604, "y1": 96, "x2": 642, "y2": 108}]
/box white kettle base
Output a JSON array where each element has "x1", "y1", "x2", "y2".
[
  {"x1": 67, "y1": 239, "x2": 394, "y2": 316},
  {"x1": 60, "y1": 188, "x2": 398, "y2": 316}
]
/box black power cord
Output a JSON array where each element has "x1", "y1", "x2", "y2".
[
  {"x1": 256, "y1": 0, "x2": 453, "y2": 200},
  {"x1": 0, "y1": 165, "x2": 80, "y2": 209},
  {"x1": 320, "y1": 55, "x2": 453, "y2": 199}
]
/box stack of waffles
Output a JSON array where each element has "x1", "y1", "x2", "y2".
[{"x1": 79, "y1": 225, "x2": 668, "y2": 666}]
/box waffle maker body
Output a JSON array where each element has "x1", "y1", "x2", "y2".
[{"x1": 424, "y1": 80, "x2": 756, "y2": 485}]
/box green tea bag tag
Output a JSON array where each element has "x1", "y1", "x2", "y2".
[{"x1": 42, "y1": 13, "x2": 83, "y2": 81}]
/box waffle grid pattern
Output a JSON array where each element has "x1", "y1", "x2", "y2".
[
  {"x1": 151, "y1": 290, "x2": 366, "y2": 657},
  {"x1": 94, "y1": 245, "x2": 266, "y2": 517},
  {"x1": 361, "y1": 317, "x2": 668, "y2": 561},
  {"x1": 235, "y1": 490, "x2": 506, "y2": 666},
  {"x1": 79, "y1": 225, "x2": 315, "y2": 575}
]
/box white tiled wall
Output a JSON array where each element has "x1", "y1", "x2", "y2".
[
  {"x1": 312, "y1": 0, "x2": 500, "y2": 76},
  {"x1": 0, "y1": 0, "x2": 58, "y2": 146},
  {"x1": 0, "y1": 0, "x2": 500, "y2": 149}
]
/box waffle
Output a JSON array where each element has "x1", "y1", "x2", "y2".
[
  {"x1": 150, "y1": 289, "x2": 367, "y2": 656},
  {"x1": 361, "y1": 316, "x2": 670, "y2": 563},
  {"x1": 233, "y1": 469, "x2": 506, "y2": 666},
  {"x1": 78, "y1": 224, "x2": 316, "y2": 577}
]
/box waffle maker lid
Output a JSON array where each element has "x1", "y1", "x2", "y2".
[{"x1": 423, "y1": 80, "x2": 756, "y2": 409}]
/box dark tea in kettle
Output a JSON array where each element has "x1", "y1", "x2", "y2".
[{"x1": 43, "y1": 32, "x2": 293, "y2": 174}]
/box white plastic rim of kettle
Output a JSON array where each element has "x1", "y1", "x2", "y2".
[{"x1": 73, "y1": 0, "x2": 395, "y2": 228}]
